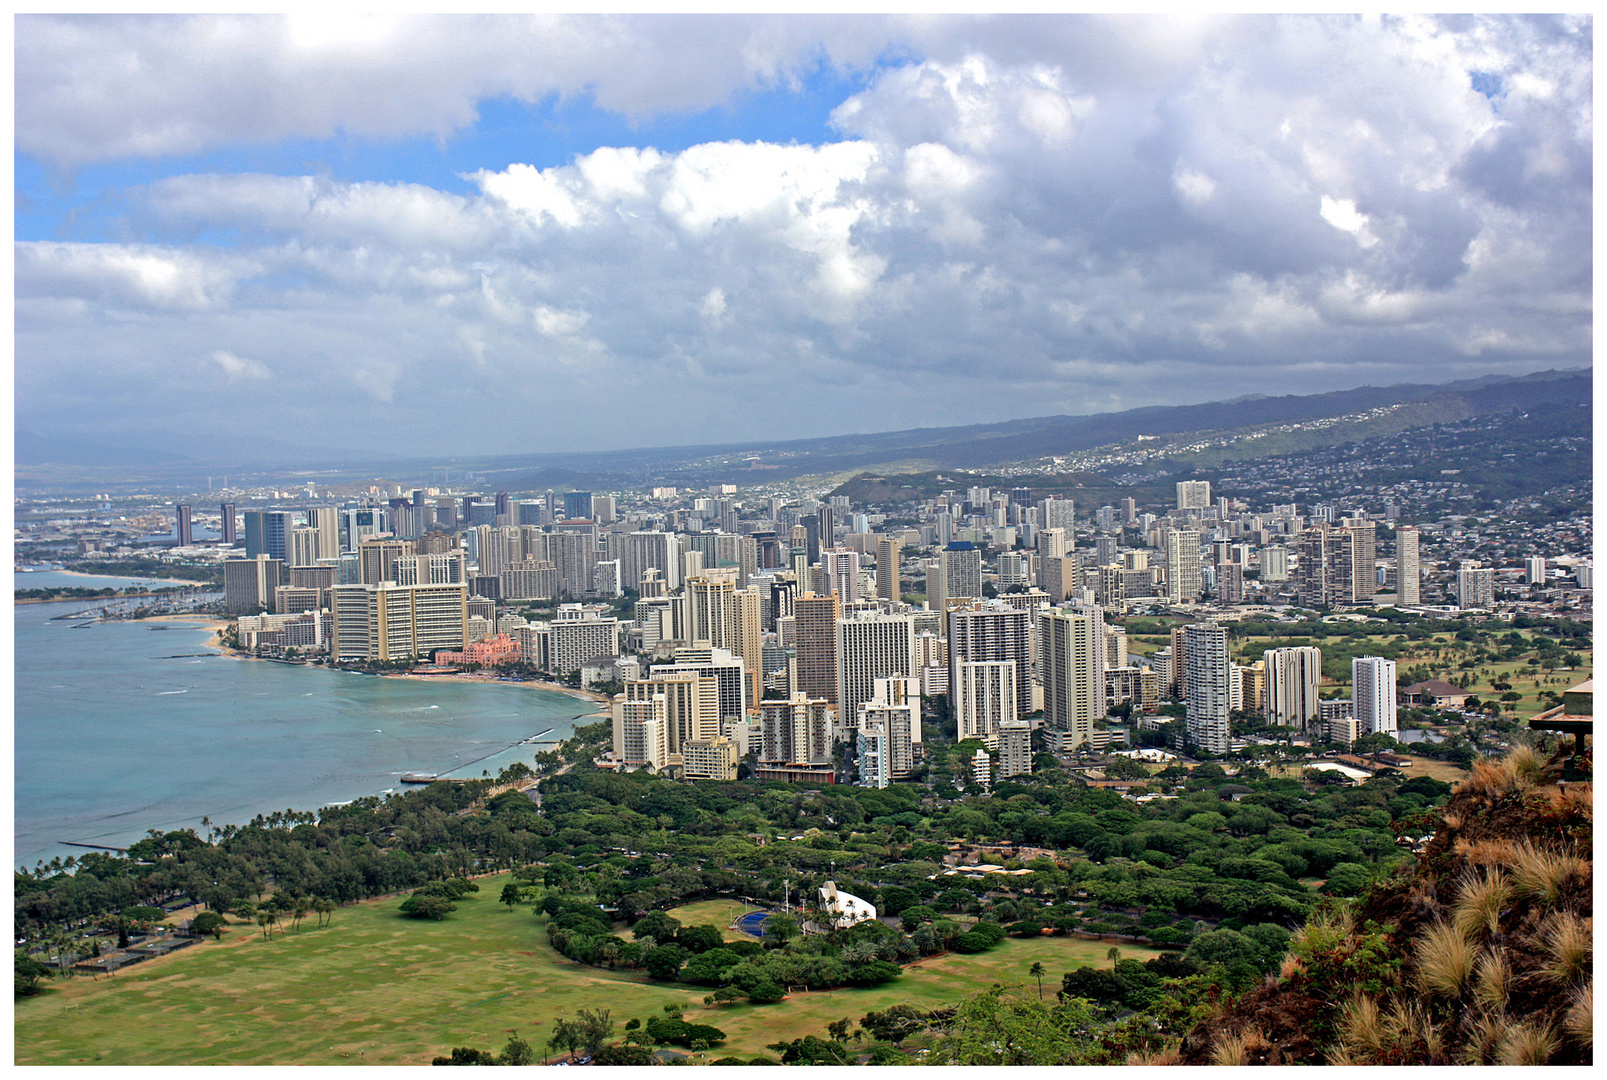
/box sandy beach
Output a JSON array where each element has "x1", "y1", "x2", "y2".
[{"x1": 380, "y1": 670, "x2": 609, "y2": 711}]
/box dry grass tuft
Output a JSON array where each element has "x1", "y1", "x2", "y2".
[
  {"x1": 1544, "y1": 782, "x2": 1592, "y2": 816},
  {"x1": 1453, "y1": 837, "x2": 1520, "y2": 867},
  {"x1": 1126, "y1": 1044, "x2": 1182, "y2": 1066},
  {"x1": 1382, "y1": 1000, "x2": 1437, "y2": 1059},
  {"x1": 1416, "y1": 920, "x2": 1477, "y2": 998},
  {"x1": 1279, "y1": 953, "x2": 1305, "y2": 980},
  {"x1": 1210, "y1": 1028, "x2": 1266, "y2": 1066},
  {"x1": 1460, "y1": 758, "x2": 1514, "y2": 801},
  {"x1": 1453, "y1": 869, "x2": 1511, "y2": 942},
  {"x1": 1338, "y1": 994, "x2": 1384, "y2": 1057},
  {"x1": 1503, "y1": 744, "x2": 1545, "y2": 786},
  {"x1": 1563, "y1": 983, "x2": 1592, "y2": 1046},
  {"x1": 1473, "y1": 951, "x2": 1512, "y2": 1014},
  {"x1": 1540, "y1": 912, "x2": 1592, "y2": 986},
  {"x1": 1496, "y1": 1021, "x2": 1559, "y2": 1066},
  {"x1": 1509, "y1": 842, "x2": 1589, "y2": 906},
  {"x1": 1462, "y1": 1009, "x2": 1505, "y2": 1065}
]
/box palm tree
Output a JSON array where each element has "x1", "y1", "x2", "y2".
[
  {"x1": 1107, "y1": 946, "x2": 1121, "y2": 970},
  {"x1": 1029, "y1": 961, "x2": 1046, "y2": 1001}
]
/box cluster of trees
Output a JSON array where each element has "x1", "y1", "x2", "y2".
[
  {"x1": 539, "y1": 894, "x2": 904, "y2": 1000},
  {"x1": 398, "y1": 878, "x2": 478, "y2": 920}
]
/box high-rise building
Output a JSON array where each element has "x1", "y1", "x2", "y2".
[
  {"x1": 174, "y1": 504, "x2": 193, "y2": 547},
  {"x1": 1165, "y1": 528, "x2": 1202, "y2": 603},
  {"x1": 1296, "y1": 523, "x2": 1374, "y2": 607},
  {"x1": 1457, "y1": 564, "x2": 1495, "y2": 609},
  {"x1": 1184, "y1": 622, "x2": 1231, "y2": 754},
  {"x1": 626, "y1": 670, "x2": 719, "y2": 757},
  {"x1": 1261, "y1": 546, "x2": 1290, "y2": 582},
  {"x1": 876, "y1": 535, "x2": 899, "y2": 602},
  {"x1": 820, "y1": 548, "x2": 861, "y2": 603},
  {"x1": 997, "y1": 720, "x2": 1033, "y2": 778},
  {"x1": 244, "y1": 510, "x2": 294, "y2": 562},
  {"x1": 857, "y1": 720, "x2": 890, "y2": 789},
  {"x1": 288, "y1": 526, "x2": 323, "y2": 568},
  {"x1": 1040, "y1": 606, "x2": 1105, "y2": 751},
  {"x1": 329, "y1": 581, "x2": 468, "y2": 662},
  {"x1": 759, "y1": 694, "x2": 833, "y2": 766},
  {"x1": 948, "y1": 602, "x2": 1033, "y2": 717},
  {"x1": 857, "y1": 677, "x2": 920, "y2": 779},
  {"x1": 836, "y1": 612, "x2": 918, "y2": 723},
  {"x1": 955, "y1": 659, "x2": 1017, "y2": 749},
  {"x1": 1218, "y1": 561, "x2": 1245, "y2": 604},
  {"x1": 222, "y1": 554, "x2": 285, "y2": 613},
  {"x1": 1352, "y1": 656, "x2": 1397, "y2": 735},
  {"x1": 1039, "y1": 498, "x2": 1076, "y2": 533},
  {"x1": 1177, "y1": 480, "x2": 1212, "y2": 510},
  {"x1": 1264, "y1": 646, "x2": 1323, "y2": 729},
  {"x1": 358, "y1": 537, "x2": 413, "y2": 585},
  {"x1": 564, "y1": 491, "x2": 593, "y2": 521},
  {"x1": 1525, "y1": 556, "x2": 1546, "y2": 585},
  {"x1": 793, "y1": 594, "x2": 842, "y2": 703},
  {"x1": 220, "y1": 502, "x2": 238, "y2": 545},
  {"x1": 939, "y1": 542, "x2": 982, "y2": 605},
  {"x1": 612, "y1": 692, "x2": 669, "y2": 770},
  {"x1": 307, "y1": 507, "x2": 339, "y2": 565},
  {"x1": 621, "y1": 531, "x2": 681, "y2": 593}
]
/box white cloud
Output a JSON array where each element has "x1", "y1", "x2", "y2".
[
  {"x1": 209, "y1": 349, "x2": 271, "y2": 382},
  {"x1": 12, "y1": 15, "x2": 1592, "y2": 456}
]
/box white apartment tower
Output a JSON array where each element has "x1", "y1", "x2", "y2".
[
  {"x1": 1395, "y1": 526, "x2": 1420, "y2": 605},
  {"x1": 836, "y1": 612, "x2": 919, "y2": 723},
  {"x1": 1264, "y1": 646, "x2": 1323, "y2": 729},
  {"x1": 954, "y1": 659, "x2": 1018, "y2": 749},
  {"x1": 1184, "y1": 622, "x2": 1231, "y2": 755},
  {"x1": 1352, "y1": 656, "x2": 1398, "y2": 736},
  {"x1": 1165, "y1": 529, "x2": 1203, "y2": 604},
  {"x1": 1039, "y1": 606, "x2": 1106, "y2": 751},
  {"x1": 948, "y1": 602, "x2": 1034, "y2": 717},
  {"x1": 1177, "y1": 480, "x2": 1212, "y2": 510}
]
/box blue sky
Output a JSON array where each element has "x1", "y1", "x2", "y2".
[
  {"x1": 13, "y1": 14, "x2": 1592, "y2": 463},
  {"x1": 18, "y1": 62, "x2": 880, "y2": 245}
]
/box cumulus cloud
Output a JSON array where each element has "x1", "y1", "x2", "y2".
[
  {"x1": 12, "y1": 14, "x2": 1592, "y2": 457},
  {"x1": 209, "y1": 349, "x2": 272, "y2": 382}
]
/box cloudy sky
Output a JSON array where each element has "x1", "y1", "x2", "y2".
[{"x1": 14, "y1": 14, "x2": 1592, "y2": 462}]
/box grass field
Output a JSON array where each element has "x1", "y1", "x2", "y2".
[
  {"x1": 13, "y1": 877, "x2": 1152, "y2": 1065},
  {"x1": 697, "y1": 935, "x2": 1161, "y2": 1057},
  {"x1": 649, "y1": 898, "x2": 755, "y2": 941}
]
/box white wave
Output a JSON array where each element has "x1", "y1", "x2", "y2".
[{"x1": 155, "y1": 689, "x2": 189, "y2": 695}]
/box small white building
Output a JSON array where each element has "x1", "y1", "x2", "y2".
[{"x1": 817, "y1": 880, "x2": 877, "y2": 929}]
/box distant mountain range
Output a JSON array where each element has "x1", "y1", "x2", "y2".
[{"x1": 15, "y1": 368, "x2": 1590, "y2": 493}]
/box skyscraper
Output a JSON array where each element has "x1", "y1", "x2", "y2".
[
  {"x1": 820, "y1": 547, "x2": 861, "y2": 602},
  {"x1": 1352, "y1": 656, "x2": 1397, "y2": 735},
  {"x1": 220, "y1": 501, "x2": 237, "y2": 545},
  {"x1": 876, "y1": 535, "x2": 898, "y2": 601},
  {"x1": 1185, "y1": 622, "x2": 1231, "y2": 754},
  {"x1": 1039, "y1": 606, "x2": 1105, "y2": 751},
  {"x1": 794, "y1": 594, "x2": 842, "y2": 703},
  {"x1": 939, "y1": 542, "x2": 982, "y2": 605},
  {"x1": 564, "y1": 491, "x2": 593, "y2": 521},
  {"x1": 1165, "y1": 528, "x2": 1202, "y2": 603},
  {"x1": 1395, "y1": 526, "x2": 1420, "y2": 604},
  {"x1": 174, "y1": 504, "x2": 193, "y2": 547},
  {"x1": 955, "y1": 659, "x2": 1017, "y2": 749},
  {"x1": 948, "y1": 601, "x2": 1033, "y2": 716},
  {"x1": 1177, "y1": 480, "x2": 1212, "y2": 510},
  {"x1": 1264, "y1": 646, "x2": 1323, "y2": 728},
  {"x1": 835, "y1": 611, "x2": 918, "y2": 723},
  {"x1": 243, "y1": 510, "x2": 293, "y2": 562}
]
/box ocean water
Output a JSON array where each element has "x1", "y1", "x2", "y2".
[{"x1": 14, "y1": 596, "x2": 590, "y2": 871}]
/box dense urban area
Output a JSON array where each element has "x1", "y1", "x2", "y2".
[{"x1": 14, "y1": 399, "x2": 1594, "y2": 1066}]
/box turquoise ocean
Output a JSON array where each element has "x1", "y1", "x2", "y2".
[{"x1": 13, "y1": 573, "x2": 589, "y2": 871}]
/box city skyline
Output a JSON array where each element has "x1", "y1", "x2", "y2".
[{"x1": 16, "y1": 14, "x2": 1591, "y2": 461}]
